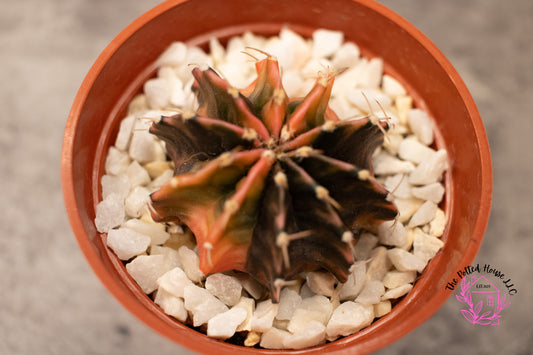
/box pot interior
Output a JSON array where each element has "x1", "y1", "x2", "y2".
[{"x1": 63, "y1": 0, "x2": 490, "y2": 353}]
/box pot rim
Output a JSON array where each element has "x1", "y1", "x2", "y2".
[{"x1": 61, "y1": 0, "x2": 492, "y2": 353}]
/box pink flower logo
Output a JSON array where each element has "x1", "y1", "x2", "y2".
[{"x1": 456, "y1": 275, "x2": 510, "y2": 325}]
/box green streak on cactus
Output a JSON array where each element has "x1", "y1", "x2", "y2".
[{"x1": 149, "y1": 54, "x2": 397, "y2": 301}]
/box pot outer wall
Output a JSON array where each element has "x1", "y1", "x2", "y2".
[{"x1": 61, "y1": 0, "x2": 492, "y2": 353}]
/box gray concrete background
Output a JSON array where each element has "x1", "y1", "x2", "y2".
[{"x1": 1, "y1": 0, "x2": 531, "y2": 354}]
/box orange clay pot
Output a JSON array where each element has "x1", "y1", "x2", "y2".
[{"x1": 61, "y1": 0, "x2": 492, "y2": 353}]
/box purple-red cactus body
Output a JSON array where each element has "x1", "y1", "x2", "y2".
[{"x1": 149, "y1": 54, "x2": 397, "y2": 300}]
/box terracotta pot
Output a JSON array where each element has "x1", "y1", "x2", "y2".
[{"x1": 61, "y1": 0, "x2": 492, "y2": 353}]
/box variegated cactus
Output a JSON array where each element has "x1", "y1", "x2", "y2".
[{"x1": 149, "y1": 51, "x2": 397, "y2": 301}]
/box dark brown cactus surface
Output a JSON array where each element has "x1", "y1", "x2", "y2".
[{"x1": 149, "y1": 52, "x2": 397, "y2": 301}]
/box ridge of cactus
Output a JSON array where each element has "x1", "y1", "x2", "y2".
[{"x1": 149, "y1": 53, "x2": 397, "y2": 301}]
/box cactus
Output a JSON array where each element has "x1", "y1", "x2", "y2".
[{"x1": 149, "y1": 52, "x2": 397, "y2": 301}]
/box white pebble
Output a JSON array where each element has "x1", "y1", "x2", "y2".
[
  {"x1": 312, "y1": 29, "x2": 344, "y2": 58},
  {"x1": 235, "y1": 297, "x2": 255, "y2": 332},
  {"x1": 101, "y1": 174, "x2": 130, "y2": 200},
  {"x1": 106, "y1": 227, "x2": 150, "y2": 260},
  {"x1": 251, "y1": 299, "x2": 278, "y2": 333},
  {"x1": 300, "y1": 58, "x2": 333, "y2": 79},
  {"x1": 154, "y1": 288, "x2": 188, "y2": 322},
  {"x1": 408, "y1": 200, "x2": 438, "y2": 228},
  {"x1": 331, "y1": 42, "x2": 360, "y2": 69},
  {"x1": 95, "y1": 193, "x2": 125, "y2": 233},
  {"x1": 430, "y1": 208, "x2": 447, "y2": 237},
  {"x1": 299, "y1": 282, "x2": 315, "y2": 299},
  {"x1": 306, "y1": 271, "x2": 336, "y2": 297},
  {"x1": 166, "y1": 223, "x2": 183, "y2": 235},
  {"x1": 242, "y1": 31, "x2": 266, "y2": 49},
  {"x1": 407, "y1": 109, "x2": 434, "y2": 146},
  {"x1": 158, "y1": 65, "x2": 180, "y2": 87},
  {"x1": 209, "y1": 37, "x2": 225, "y2": 65},
  {"x1": 272, "y1": 319, "x2": 290, "y2": 332},
  {"x1": 374, "y1": 300, "x2": 392, "y2": 318},
  {"x1": 276, "y1": 288, "x2": 302, "y2": 321},
  {"x1": 409, "y1": 149, "x2": 448, "y2": 185},
  {"x1": 346, "y1": 88, "x2": 392, "y2": 114},
  {"x1": 128, "y1": 131, "x2": 157, "y2": 165},
  {"x1": 366, "y1": 247, "x2": 392, "y2": 281},
  {"x1": 207, "y1": 307, "x2": 247, "y2": 340},
  {"x1": 288, "y1": 296, "x2": 332, "y2": 333},
  {"x1": 149, "y1": 245, "x2": 181, "y2": 270},
  {"x1": 302, "y1": 295, "x2": 333, "y2": 318},
  {"x1": 355, "y1": 280, "x2": 385, "y2": 305},
  {"x1": 383, "y1": 133, "x2": 405, "y2": 156},
  {"x1": 413, "y1": 228, "x2": 444, "y2": 263},
  {"x1": 394, "y1": 197, "x2": 424, "y2": 223},
  {"x1": 278, "y1": 28, "x2": 311, "y2": 70},
  {"x1": 105, "y1": 147, "x2": 130, "y2": 176},
  {"x1": 178, "y1": 246, "x2": 204, "y2": 283},
  {"x1": 126, "y1": 254, "x2": 167, "y2": 294},
  {"x1": 273, "y1": 320, "x2": 290, "y2": 333},
  {"x1": 411, "y1": 182, "x2": 445, "y2": 204},
  {"x1": 126, "y1": 161, "x2": 151, "y2": 188},
  {"x1": 281, "y1": 70, "x2": 304, "y2": 98},
  {"x1": 153, "y1": 139, "x2": 168, "y2": 162},
  {"x1": 144, "y1": 78, "x2": 172, "y2": 109},
  {"x1": 328, "y1": 96, "x2": 363, "y2": 120},
  {"x1": 387, "y1": 248, "x2": 426, "y2": 273},
  {"x1": 177, "y1": 46, "x2": 211, "y2": 83},
  {"x1": 298, "y1": 78, "x2": 316, "y2": 97},
  {"x1": 378, "y1": 220, "x2": 408, "y2": 247},
  {"x1": 260, "y1": 327, "x2": 291, "y2": 350},
  {"x1": 357, "y1": 58, "x2": 383, "y2": 89},
  {"x1": 156, "y1": 267, "x2": 192, "y2": 298},
  {"x1": 185, "y1": 46, "x2": 210, "y2": 68},
  {"x1": 128, "y1": 94, "x2": 148, "y2": 114},
  {"x1": 333, "y1": 66, "x2": 360, "y2": 94},
  {"x1": 156, "y1": 41, "x2": 187, "y2": 67},
  {"x1": 384, "y1": 174, "x2": 412, "y2": 199},
  {"x1": 184, "y1": 46, "x2": 209, "y2": 67},
  {"x1": 183, "y1": 284, "x2": 229, "y2": 327},
  {"x1": 225, "y1": 36, "x2": 246, "y2": 61},
  {"x1": 148, "y1": 169, "x2": 174, "y2": 190},
  {"x1": 124, "y1": 218, "x2": 170, "y2": 245},
  {"x1": 398, "y1": 137, "x2": 436, "y2": 164},
  {"x1": 144, "y1": 161, "x2": 172, "y2": 179},
  {"x1": 158, "y1": 64, "x2": 178, "y2": 81},
  {"x1": 354, "y1": 233, "x2": 378, "y2": 261},
  {"x1": 382, "y1": 270, "x2": 417, "y2": 289},
  {"x1": 400, "y1": 229, "x2": 415, "y2": 251},
  {"x1": 115, "y1": 115, "x2": 135, "y2": 151},
  {"x1": 339, "y1": 261, "x2": 366, "y2": 301},
  {"x1": 124, "y1": 186, "x2": 150, "y2": 218},
  {"x1": 205, "y1": 273, "x2": 243, "y2": 306},
  {"x1": 382, "y1": 74, "x2": 406, "y2": 100},
  {"x1": 373, "y1": 152, "x2": 415, "y2": 176},
  {"x1": 326, "y1": 302, "x2": 374, "y2": 338},
  {"x1": 169, "y1": 80, "x2": 188, "y2": 107},
  {"x1": 284, "y1": 321, "x2": 326, "y2": 350},
  {"x1": 381, "y1": 284, "x2": 413, "y2": 300},
  {"x1": 395, "y1": 95, "x2": 413, "y2": 125},
  {"x1": 217, "y1": 61, "x2": 254, "y2": 89},
  {"x1": 235, "y1": 273, "x2": 264, "y2": 300}
]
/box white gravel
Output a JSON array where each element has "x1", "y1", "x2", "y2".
[{"x1": 96, "y1": 28, "x2": 449, "y2": 349}]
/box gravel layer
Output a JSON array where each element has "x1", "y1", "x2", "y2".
[{"x1": 95, "y1": 28, "x2": 447, "y2": 349}]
